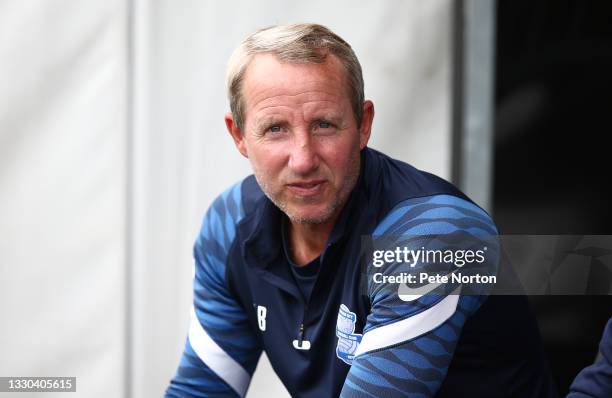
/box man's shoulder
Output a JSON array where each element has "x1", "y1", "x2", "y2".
[
  {"x1": 363, "y1": 148, "x2": 497, "y2": 235},
  {"x1": 374, "y1": 194, "x2": 498, "y2": 237},
  {"x1": 209, "y1": 175, "x2": 263, "y2": 219},
  {"x1": 196, "y1": 175, "x2": 263, "y2": 246}
]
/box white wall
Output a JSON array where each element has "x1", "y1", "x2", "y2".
[
  {"x1": 0, "y1": 1, "x2": 127, "y2": 397},
  {"x1": 0, "y1": 1, "x2": 453, "y2": 397}
]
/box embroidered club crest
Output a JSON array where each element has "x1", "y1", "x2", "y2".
[{"x1": 335, "y1": 304, "x2": 363, "y2": 365}]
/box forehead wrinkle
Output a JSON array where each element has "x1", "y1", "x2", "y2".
[
  {"x1": 255, "y1": 98, "x2": 340, "y2": 113},
  {"x1": 245, "y1": 64, "x2": 345, "y2": 96},
  {"x1": 242, "y1": 53, "x2": 351, "y2": 110},
  {"x1": 248, "y1": 89, "x2": 344, "y2": 112}
]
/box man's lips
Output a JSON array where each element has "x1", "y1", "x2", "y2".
[{"x1": 286, "y1": 180, "x2": 327, "y2": 196}]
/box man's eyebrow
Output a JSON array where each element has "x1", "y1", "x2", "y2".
[
  {"x1": 310, "y1": 114, "x2": 346, "y2": 127},
  {"x1": 317, "y1": 115, "x2": 342, "y2": 122},
  {"x1": 255, "y1": 118, "x2": 284, "y2": 131}
]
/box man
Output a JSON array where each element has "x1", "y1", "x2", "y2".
[
  {"x1": 166, "y1": 23, "x2": 557, "y2": 397},
  {"x1": 568, "y1": 318, "x2": 612, "y2": 397}
]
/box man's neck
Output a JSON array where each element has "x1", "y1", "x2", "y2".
[{"x1": 288, "y1": 218, "x2": 337, "y2": 266}]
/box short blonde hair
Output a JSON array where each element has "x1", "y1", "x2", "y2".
[{"x1": 226, "y1": 23, "x2": 365, "y2": 130}]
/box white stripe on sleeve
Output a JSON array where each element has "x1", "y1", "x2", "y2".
[
  {"x1": 188, "y1": 306, "x2": 251, "y2": 397},
  {"x1": 354, "y1": 292, "x2": 460, "y2": 357}
]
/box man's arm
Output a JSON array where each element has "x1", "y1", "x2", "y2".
[
  {"x1": 341, "y1": 195, "x2": 498, "y2": 397},
  {"x1": 166, "y1": 183, "x2": 262, "y2": 398},
  {"x1": 568, "y1": 318, "x2": 612, "y2": 398}
]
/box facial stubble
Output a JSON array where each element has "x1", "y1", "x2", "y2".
[{"x1": 253, "y1": 149, "x2": 361, "y2": 225}]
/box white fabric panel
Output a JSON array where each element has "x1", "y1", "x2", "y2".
[
  {"x1": 354, "y1": 294, "x2": 460, "y2": 357},
  {"x1": 0, "y1": 1, "x2": 126, "y2": 398},
  {"x1": 130, "y1": 1, "x2": 453, "y2": 397},
  {"x1": 128, "y1": 2, "x2": 230, "y2": 397},
  {"x1": 188, "y1": 307, "x2": 251, "y2": 397}
]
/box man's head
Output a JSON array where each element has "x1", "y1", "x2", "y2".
[
  {"x1": 226, "y1": 23, "x2": 366, "y2": 132},
  {"x1": 224, "y1": 23, "x2": 374, "y2": 226}
]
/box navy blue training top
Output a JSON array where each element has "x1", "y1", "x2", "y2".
[{"x1": 166, "y1": 147, "x2": 558, "y2": 398}]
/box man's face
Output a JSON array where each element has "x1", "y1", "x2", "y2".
[{"x1": 226, "y1": 53, "x2": 373, "y2": 225}]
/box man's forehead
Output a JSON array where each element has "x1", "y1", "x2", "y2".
[
  {"x1": 243, "y1": 53, "x2": 346, "y2": 89},
  {"x1": 241, "y1": 53, "x2": 350, "y2": 110}
]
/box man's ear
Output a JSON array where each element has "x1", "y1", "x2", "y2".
[
  {"x1": 225, "y1": 113, "x2": 248, "y2": 158},
  {"x1": 359, "y1": 100, "x2": 374, "y2": 150}
]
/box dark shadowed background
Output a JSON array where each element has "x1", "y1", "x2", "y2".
[{"x1": 494, "y1": 0, "x2": 612, "y2": 393}]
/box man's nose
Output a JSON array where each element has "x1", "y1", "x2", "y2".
[{"x1": 288, "y1": 132, "x2": 319, "y2": 175}]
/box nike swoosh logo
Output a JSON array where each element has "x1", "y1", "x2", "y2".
[{"x1": 398, "y1": 270, "x2": 459, "y2": 302}]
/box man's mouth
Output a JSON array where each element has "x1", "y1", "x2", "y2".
[{"x1": 286, "y1": 180, "x2": 326, "y2": 196}]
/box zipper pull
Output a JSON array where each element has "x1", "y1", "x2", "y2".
[{"x1": 292, "y1": 323, "x2": 311, "y2": 350}]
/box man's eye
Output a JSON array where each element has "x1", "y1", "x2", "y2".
[
  {"x1": 318, "y1": 121, "x2": 332, "y2": 129},
  {"x1": 268, "y1": 126, "x2": 282, "y2": 133}
]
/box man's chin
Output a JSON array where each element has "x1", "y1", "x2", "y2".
[{"x1": 284, "y1": 206, "x2": 337, "y2": 226}]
